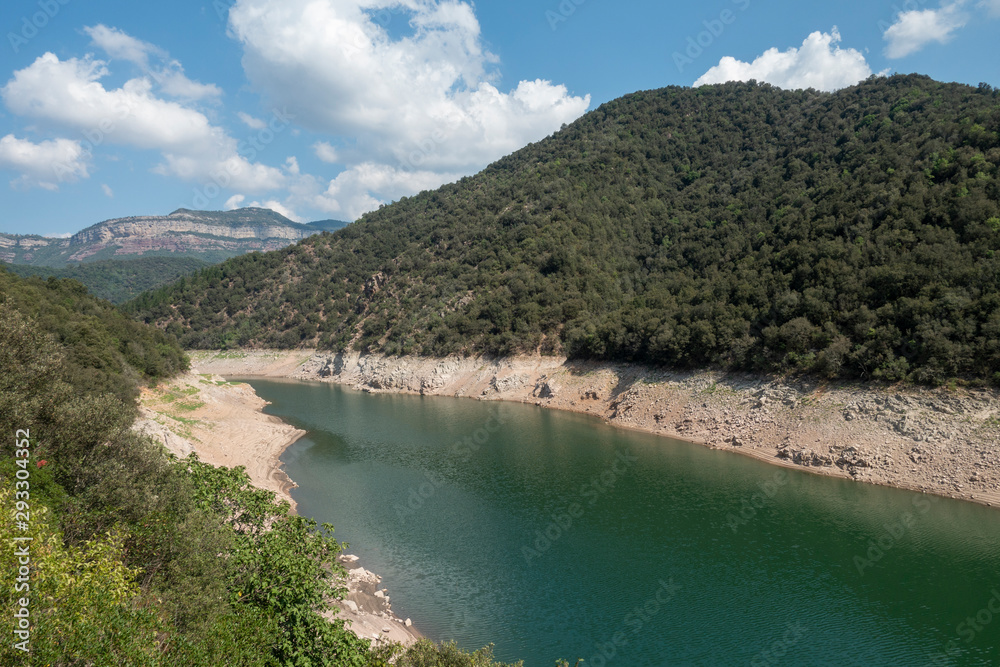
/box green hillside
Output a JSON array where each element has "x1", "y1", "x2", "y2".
[
  {"x1": 4, "y1": 256, "x2": 209, "y2": 303},
  {"x1": 0, "y1": 268, "x2": 515, "y2": 664},
  {"x1": 130, "y1": 75, "x2": 1000, "y2": 386}
]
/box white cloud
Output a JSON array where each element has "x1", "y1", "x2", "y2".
[
  {"x1": 0, "y1": 134, "x2": 89, "y2": 190},
  {"x1": 225, "y1": 194, "x2": 246, "y2": 209},
  {"x1": 155, "y1": 70, "x2": 223, "y2": 101},
  {"x1": 101, "y1": 183, "x2": 113, "y2": 197},
  {"x1": 313, "y1": 141, "x2": 339, "y2": 164},
  {"x1": 695, "y1": 29, "x2": 875, "y2": 92},
  {"x1": 284, "y1": 156, "x2": 300, "y2": 175},
  {"x1": 225, "y1": 192, "x2": 298, "y2": 219},
  {"x1": 981, "y1": 0, "x2": 1000, "y2": 17},
  {"x1": 83, "y1": 24, "x2": 165, "y2": 69},
  {"x1": 314, "y1": 162, "x2": 463, "y2": 220},
  {"x1": 228, "y1": 0, "x2": 589, "y2": 216},
  {"x1": 883, "y1": 4, "x2": 969, "y2": 58},
  {"x1": 84, "y1": 24, "x2": 222, "y2": 101},
  {"x1": 243, "y1": 198, "x2": 299, "y2": 220},
  {"x1": 238, "y1": 111, "x2": 267, "y2": 129},
  {"x1": 1, "y1": 52, "x2": 283, "y2": 193}
]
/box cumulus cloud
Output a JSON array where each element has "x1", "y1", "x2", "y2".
[
  {"x1": 84, "y1": 24, "x2": 222, "y2": 101},
  {"x1": 313, "y1": 141, "x2": 339, "y2": 164},
  {"x1": 225, "y1": 194, "x2": 246, "y2": 209},
  {"x1": 83, "y1": 24, "x2": 166, "y2": 68},
  {"x1": 227, "y1": 0, "x2": 589, "y2": 216},
  {"x1": 1, "y1": 52, "x2": 283, "y2": 193},
  {"x1": 695, "y1": 29, "x2": 874, "y2": 92},
  {"x1": 224, "y1": 192, "x2": 299, "y2": 219},
  {"x1": 238, "y1": 111, "x2": 267, "y2": 129},
  {"x1": 0, "y1": 134, "x2": 89, "y2": 190},
  {"x1": 245, "y1": 198, "x2": 299, "y2": 220},
  {"x1": 883, "y1": 4, "x2": 969, "y2": 58},
  {"x1": 313, "y1": 162, "x2": 463, "y2": 220}
]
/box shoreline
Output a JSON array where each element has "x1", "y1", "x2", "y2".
[
  {"x1": 134, "y1": 371, "x2": 305, "y2": 509},
  {"x1": 189, "y1": 349, "x2": 1000, "y2": 510},
  {"x1": 135, "y1": 368, "x2": 422, "y2": 647}
]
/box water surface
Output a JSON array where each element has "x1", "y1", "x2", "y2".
[{"x1": 245, "y1": 378, "x2": 1000, "y2": 666}]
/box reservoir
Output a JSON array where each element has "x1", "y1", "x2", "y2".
[{"x1": 245, "y1": 378, "x2": 1000, "y2": 666}]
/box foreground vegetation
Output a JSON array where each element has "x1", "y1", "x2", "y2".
[
  {"x1": 131, "y1": 75, "x2": 1000, "y2": 386},
  {"x1": 0, "y1": 270, "x2": 520, "y2": 664}
]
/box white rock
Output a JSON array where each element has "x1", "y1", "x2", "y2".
[{"x1": 405, "y1": 618, "x2": 412, "y2": 627}]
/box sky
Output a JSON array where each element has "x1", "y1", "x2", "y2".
[{"x1": 0, "y1": 0, "x2": 998, "y2": 236}]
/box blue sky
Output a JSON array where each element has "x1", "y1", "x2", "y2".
[{"x1": 0, "y1": 0, "x2": 998, "y2": 236}]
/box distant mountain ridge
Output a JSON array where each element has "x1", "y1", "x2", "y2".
[{"x1": 0, "y1": 207, "x2": 350, "y2": 267}]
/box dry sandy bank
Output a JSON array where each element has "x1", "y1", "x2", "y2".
[
  {"x1": 135, "y1": 368, "x2": 421, "y2": 647},
  {"x1": 190, "y1": 349, "x2": 1000, "y2": 509}
]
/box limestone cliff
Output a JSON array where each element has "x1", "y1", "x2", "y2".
[{"x1": 1, "y1": 207, "x2": 349, "y2": 267}]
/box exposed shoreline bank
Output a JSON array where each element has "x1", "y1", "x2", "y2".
[
  {"x1": 190, "y1": 349, "x2": 1000, "y2": 510},
  {"x1": 134, "y1": 368, "x2": 422, "y2": 647}
]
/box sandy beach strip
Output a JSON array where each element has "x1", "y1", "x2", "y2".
[
  {"x1": 135, "y1": 371, "x2": 304, "y2": 508},
  {"x1": 135, "y1": 367, "x2": 422, "y2": 647}
]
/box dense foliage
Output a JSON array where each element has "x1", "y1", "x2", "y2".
[
  {"x1": 130, "y1": 76, "x2": 1000, "y2": 386},
  {"x1": 0, "y1": 270, "x2": 520, "y2": 665},
  {"x1": 4, "y1": 256, "x2": 209, "y2": 303},
  {"x1": 1, "y1": 267, "x2": 188, "y2": 403}
]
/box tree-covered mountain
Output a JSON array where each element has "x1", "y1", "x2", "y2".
[
  {"x1": 3, "y1": 255, "x2": 210, "y2": 303},
  {"x1": 130, "y1": 75, "x2": 1000, "y2": 386}
]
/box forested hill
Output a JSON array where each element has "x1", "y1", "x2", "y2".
[
  {"x1": 4, "y1": 256, "x2": 209, "y2": 303},
  {"x1": 130, "y1": 75, "x2": 1000, "y2": 386}
]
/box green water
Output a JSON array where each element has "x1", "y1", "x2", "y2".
[{"x1": 245, "y1": 378, "x2": 1000, "y2": 666}]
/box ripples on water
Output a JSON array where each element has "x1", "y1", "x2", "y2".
[{"x1": 245, "y1": 379, "x2": 1000, "y2": 666}]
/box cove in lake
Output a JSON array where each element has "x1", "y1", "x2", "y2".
[{"x1": 244, "y1": 378, "x2": 1000, "y2": 666}]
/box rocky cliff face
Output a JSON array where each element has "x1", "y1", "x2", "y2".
[{"x1": 1, "y1": 207, "x2": 341, "y2": 267}]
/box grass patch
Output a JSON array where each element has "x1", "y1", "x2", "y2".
[{"x1": 213, "y1": 350, "x2": 248, "y2": 359}]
